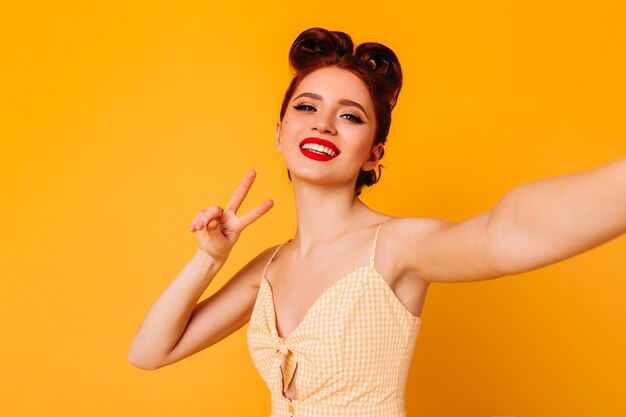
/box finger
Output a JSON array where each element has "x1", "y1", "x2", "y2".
[
  {"x1": 238, "y1": 199, "x2": 274, "y2": 229},
  {"x1": 196, "y1": 205, "x2": 223, "y2": 231},
  {"x1": 190, "y1": 211, "x2": 207, "y2": 231},
  {"x1": 225, "y1": 168, "x2": 257, "y2": 215}
]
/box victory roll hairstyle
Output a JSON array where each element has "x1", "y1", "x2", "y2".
[{"x1": 279, "y1": 27, "x2": 403, "y2": 196}]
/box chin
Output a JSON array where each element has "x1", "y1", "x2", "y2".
[{"x1": 290, "y1": 169, "x2": 358, "y2": 187}]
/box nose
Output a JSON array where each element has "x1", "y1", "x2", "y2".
[{"x1": 312, "y1": 111, "x2": 336, "y2": 135}]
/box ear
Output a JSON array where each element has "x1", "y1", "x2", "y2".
[
  {"x1": 361, "y1": 143, "x2": 384, "y2": 171},
  {"x1": 275, "y1": 121, "x2": 282, "y2": 152}
]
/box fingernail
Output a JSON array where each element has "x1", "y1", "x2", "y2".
[{"x1": 253, "y1": 168, "x2": 259, "y2": 174}]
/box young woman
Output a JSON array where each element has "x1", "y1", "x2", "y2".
[{"x1": 128, "y1": 28, "x2": 626, "y2": 417}]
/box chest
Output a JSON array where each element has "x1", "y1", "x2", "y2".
[{"x1": 265, "y1": 253, "x2": 427, "y2": 341}]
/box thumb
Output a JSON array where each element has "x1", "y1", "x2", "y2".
[
  {"x1": 208, "y1": 218, "x2": 220, "y2": 230},
  {"x1": 207, "y1": 207, "x2": 225, "y2": 233}
]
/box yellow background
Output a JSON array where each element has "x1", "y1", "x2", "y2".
[{"x1": 1, "y1": 1, "x2": 625, "y2": 416}]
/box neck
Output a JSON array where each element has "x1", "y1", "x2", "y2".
[{"x1": 289, "y1": 178, "x2": 367, "y2": 257}]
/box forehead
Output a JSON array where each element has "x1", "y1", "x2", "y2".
[{"x1": 293, "y1": 67, "x2": 373, "y2": 108}]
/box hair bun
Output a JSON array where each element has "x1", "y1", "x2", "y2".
[
  {"x1": 355, "y1": 43, "x2": 402, "y2": 109},
  {"x1": 289, "y1": 27, "x2": 354, "y2": 71}
]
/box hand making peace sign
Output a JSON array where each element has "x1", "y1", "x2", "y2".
[{"x1": 189, "y1": 169, "x2": 274, "y2": 262}]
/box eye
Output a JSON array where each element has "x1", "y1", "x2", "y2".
[
  {"x1": 341, "y1": 113, "x2": 364, "y2": 124},
  {"x1": 293, "y1": 104, "x2": 316, "y2": 112}
]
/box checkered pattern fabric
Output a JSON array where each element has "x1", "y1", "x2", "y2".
[{"x1": 247, "y1": 219, "x2": 421, "y2": 417}]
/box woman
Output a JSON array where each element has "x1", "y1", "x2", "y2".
[{"x1": 128, "y1": 28, "x2": 626, "y2": 416}]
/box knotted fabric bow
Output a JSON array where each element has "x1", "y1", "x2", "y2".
[{"x1": 274, "y1": 338, "x2": 297, "y2": 393}]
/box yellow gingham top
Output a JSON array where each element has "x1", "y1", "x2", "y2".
[{"x1": 247, "y1": 220, "x2": 422, "y2": 417}]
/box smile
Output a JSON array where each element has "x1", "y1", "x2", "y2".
[{"x1": 299, "y1": 137, "x2": 340, "y2": 161}]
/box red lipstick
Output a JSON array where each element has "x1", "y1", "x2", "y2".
[{"x1": 299, "y1": 137, "x2": 340, "y2": 162}]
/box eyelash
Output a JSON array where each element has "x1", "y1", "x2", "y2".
[{"x1": 293, "y1": 104, "x2": 364, "y2": 124}]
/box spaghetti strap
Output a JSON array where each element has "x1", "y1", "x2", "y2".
[
  {"x1": 262, "y1": 239, "x2": 291, "y2": 278},
  {"x1": 369, "y1": 218, "x2": 393, "y2": 268}
]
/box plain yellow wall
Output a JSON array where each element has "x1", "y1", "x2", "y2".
[{"x1": 1, "y1": 1, "x2": 625, "y2": 416}]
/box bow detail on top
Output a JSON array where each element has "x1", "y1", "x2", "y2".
[{"x1": 274, "y1": 338, "x2": 298, "y2": 394}]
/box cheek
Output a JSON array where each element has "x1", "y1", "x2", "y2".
[
  {"x1": 352, "y1": 129, "x2": 376, "y2": 152},
  {"x1": 283, "y1": 115, "x2": 307, "y2": 136}
]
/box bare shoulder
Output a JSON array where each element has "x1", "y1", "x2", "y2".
[
  {"x1": 380, "y1": 215, "x2": 452, "y2": 275},
  {"x1": 236, "y1": 242, "x2": 286, "y2": 290},
  {"x1": 203, "y1": 240, "x2": 287, "y2": 313},
  {"x1": 383, "y1": 216, "x2": 452, "y2": 238},
  {"x1": 382, "y1": 216, "x2": 453, "y2": 251},
  {"x1": 382, "y1": 213, "x2": 505, "y2": 283}
]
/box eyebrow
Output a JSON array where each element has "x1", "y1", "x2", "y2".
[{"x1": 293, "y1": 92, "x2": 368, "y2": 117}]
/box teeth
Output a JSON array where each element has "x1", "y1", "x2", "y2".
[{"x1": 302, "y1": 143, "x2": 338, "y2": 157}]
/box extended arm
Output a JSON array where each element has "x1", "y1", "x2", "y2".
[
  {"x1": 404, "y1": 156, "x2": 626, "y2": 283},
  {"x1": 485, "y1": 156, "x2": 626, "y2": 275}
]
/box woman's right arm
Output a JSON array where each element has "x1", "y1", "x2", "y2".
[
  {"x1": 127, "y1": 168, "x2": 274, "y2": 370},
  {"x1": 127, "y1": 246, "x2": 275, "y2": 370},
  {"x1": 127, "y1": 249, "x2": 224, "y2": 370}
]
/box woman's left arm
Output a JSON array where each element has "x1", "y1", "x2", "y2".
[{"x1": 485, "y1": 156, "x2": 626, "y2": 275}]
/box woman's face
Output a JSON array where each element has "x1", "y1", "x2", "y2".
[{"x1": 275, "y1": 66, "x2": 382, "y2": 189}]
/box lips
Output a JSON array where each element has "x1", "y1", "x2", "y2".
[{"x1": 298, "y1": 137, "x2": 341, "y2": 162}]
